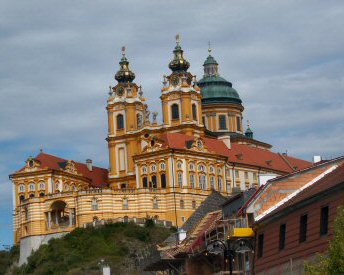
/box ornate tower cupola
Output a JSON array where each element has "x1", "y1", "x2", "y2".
[
  {"x1": 107, "y1": 47, "x2": 146, "y2": 180},
  {"x1": 160, "y1": 35, "x2": 203, "y2": 136},
  {"x1": 203, "y1": 45, "x2": 219, "y2": 77},
  {"x1": 168, "y1": 36, "x2": 190, "y2": 73},
  {"x1": 115, "y1": 47, "x2": 136, "y2": 83}
]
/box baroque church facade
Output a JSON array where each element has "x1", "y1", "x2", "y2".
[{"x1": 10, "y1": 37, "x2": 310, "y2": 263}]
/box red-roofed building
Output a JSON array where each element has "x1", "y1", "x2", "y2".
[
  {"x1": 243, "y1": 157, "x2": 344, "y2": 274},
  {"x1": 10, "y1": 38, "x2": 313, "y2": 266}
]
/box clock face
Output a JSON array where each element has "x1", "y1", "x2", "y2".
[
  {"x1": 117, "y1": 87, "x2": 124, "y2": 96},
  {"x1": 171, "y1": 75, "x2": 179, "y2": 87}
]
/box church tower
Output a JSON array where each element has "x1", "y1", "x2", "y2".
[
  {"x1": 107, "y1": 47, "x2": 146, "y2": 187},
  {"x1": 161, "y1": 35, "x2": 203, "y2": 136}
]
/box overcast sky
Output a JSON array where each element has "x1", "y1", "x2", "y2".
[{"x1": 1, "y1": 0, "x2": 343, "y2": 246}]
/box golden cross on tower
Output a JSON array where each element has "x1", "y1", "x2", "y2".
[
  {"x1": 208, "y1": 41, "x2": 212, "y2": 54},
  {"x1": 247, "y1": 120, "x2": 251, "y2": 128},
  {"x1": 121, "y1": 46, "x2": 126, "y2": 56}
]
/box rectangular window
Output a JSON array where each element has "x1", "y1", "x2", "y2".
[
  {"x1": 320, "y1": 206, "x2": 329, "y2": 236},
  {"x1": 279, "y1": 224, "x2": 286, "y2": 250},
  {"x1": 119, "y1": 148, "x2": 125, "y2": 171},
  {"x1": 219, "y1": 115, "x2": 227, "y2": 130},
  {"x1": 299, "y1": 214, "x2": 308, "y2": 243},
  {"x1": 235, "y1": 170, "x2": 239, "y2": 178},
  {"x1": 236, "y1": 116, "x2": 241, "y2": 132},
  {"x1": 258, "y1": 234, "x2": 264, "y2": 258},
  {"x1": 244, "y1": 172, "x2": 249, "y2": 180}
]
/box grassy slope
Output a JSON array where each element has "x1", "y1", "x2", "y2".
[{"x1": 6, "y1": 222, "x2": 172, "y2": 275}]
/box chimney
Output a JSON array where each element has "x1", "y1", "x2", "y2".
[
  {"x1": 86, "y1": 159, "x2": 93, "y2": 171},
  {"x1": 218, "y1": 134, "x2": 231, "y2": 149},
  {"x1": 313, "y1": 155, "x2": 322, "y2": 164}
]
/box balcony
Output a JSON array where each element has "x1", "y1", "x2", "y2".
[{"x1": 228, "y1": 218, "x2": 254, "y2": 238}]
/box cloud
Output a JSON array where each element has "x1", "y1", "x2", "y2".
[{"x1": 1, "y1": 0, "x2": 344, "y2": 245}]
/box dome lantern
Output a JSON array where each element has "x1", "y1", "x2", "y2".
[
  {"x1": 168, "y1": 34, "x2": 190, "y2": 73},
  {"x1": 115, "y1": 46, "x2": 136, "y2": 83}
]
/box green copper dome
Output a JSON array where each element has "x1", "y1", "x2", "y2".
[
  {"x1": 203, "y1": 55, "x2": 218, "y2": 66},
  {"x1": 198, "y1": 52, "x2": 242, "y2": 105}
]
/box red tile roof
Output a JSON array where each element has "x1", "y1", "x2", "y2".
[
  {"x1": 158, "y1": 132, "x2": 311, "y2": 174},
  {"x1": 18, "y1": 152, "x2": 108, "y2": 187},
  {"x1": 260, "y1": 162, "x2": 344, "y2": 222}
]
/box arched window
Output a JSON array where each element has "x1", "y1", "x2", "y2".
[
  {"x1": 19, "y1": 184, "x2": 25, "y2": 193},
  {"x1": 117, "y1": 114, "x2": 124, "y2": 130},
  {"x1": 210, "y1": 176, "x2": 215, "y2": 189},
  {"x1": 136, "y1": 113, "x2": 143, "y2": 129},
  {"x1": 218, "y1": 176, "x2": 222, "y2": 191},
  {"x1": 29, "y1": 183, "x2": 35, "y2": 191},
  {"x1": 199, "y1": 175, "x2": 206, "y2": 190},
  {"x1": 29, "y1": 193, "x2": 35, "y2": 198},
  {"x1": 39, "y1": 192, "x2": 45, "y2": 197},
  {"x1": 153, "y1": 197, "x2": 158, "y2": 209},
  {"x1": 171, "y1": 104, "x2": 179, "y2": 120},
  {"x1": 39, "y1": 182, "x2": 45, "y2": 190},
  {"x1": 160, "y1": 174, "x2": 166, "y2": 188},
  {"x1": 142, "y1": 177, "x2": 148, "y2": 188},
  {"x1": 190, "y1": 174, "x2": 195, "y2": 189},
  {"x1": 159, "y1": 162, "x2": 166, "y2": 170},
  {"x1": 219, "y1": 115, "x2": 227, "y2": 130},
  {"x1": 91, "y1": 197, "x2": 98, "y2": 211},
  {"x1": 151, "y1": 175, "x2": 157, "y2": 188},
  {"x1": 180, "y1": 200, "x2": 185, "y2": 209},
  {"x1": 177, "y1": 172, "x2": 183, "y2": 188},
  {"x1": 123, "y1": 198, "x2": 128, "y2": 210},
  {"x1": 192, "y1": 104, "x2": 197, "y2": 121},
  {"x1": 19, "y1": 195, "x2": 25, "y2": 202},
  {"x1": 177, "y1": 161, "x2": 182, "y2": 170}
]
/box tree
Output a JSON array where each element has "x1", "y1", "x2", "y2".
[{"x1": 305, "y1": 206, "x2": 344, "y2": 274}]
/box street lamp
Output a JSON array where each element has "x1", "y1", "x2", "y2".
[{"x1": 206, "y1": 238, "x2": 253, "y2": 275}]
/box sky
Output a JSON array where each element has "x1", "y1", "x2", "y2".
[{"x1": 0, "y1": 0, "x2": 344, "y2": 246}]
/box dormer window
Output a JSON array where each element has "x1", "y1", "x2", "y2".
[{"x1": 29, "y1": 160, "x2": 34, "y2": 168}]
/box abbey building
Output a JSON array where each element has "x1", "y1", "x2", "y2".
[{"x1": 10, "y1": 37, "x2": 311, "y2": 264}]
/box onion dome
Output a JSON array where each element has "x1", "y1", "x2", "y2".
[
  {"x1": 245, "y1": 120, "x2": 254, "y2": 139},
  {"x1": 115, "y1": 46, "x2": 135, "y2": 83},
  {"x1": 198, "y1": 46, "x2": 242, "y2": 105},
  {"x1": 168, "y1": 35, "x2": 190, "y2": 72}
]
